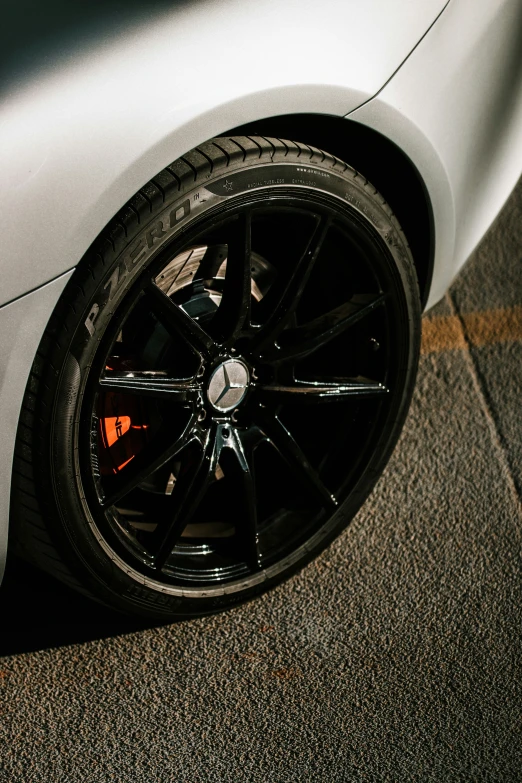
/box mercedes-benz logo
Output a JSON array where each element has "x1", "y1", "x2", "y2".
[{"x1": 207, "y1": 359, "x2": 250, "y2": 412}]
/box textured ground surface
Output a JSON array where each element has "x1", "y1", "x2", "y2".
[{"x1": 1, "y1": 180, "x2": 521, "y2": 782}]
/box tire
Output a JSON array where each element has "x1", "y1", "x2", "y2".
[{"x1": 11, "y1": 136, "x2": 421, "y2": 620}]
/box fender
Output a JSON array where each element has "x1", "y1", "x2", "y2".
[{"x1": 0, "y1": 0, "x2": 448, "y2": 306}]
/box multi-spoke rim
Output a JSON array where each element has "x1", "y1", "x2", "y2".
[{"x1": 80, "y1": 196, "x2": 405, "y2": 588}]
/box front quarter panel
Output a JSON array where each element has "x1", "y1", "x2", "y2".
[{"x1": 0, "y1": 0, "x2": 448, "y2": 306}]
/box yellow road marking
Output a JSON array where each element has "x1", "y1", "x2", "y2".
[{"x1": 421, "y1": 305, "x2": 522, "y2": 355}]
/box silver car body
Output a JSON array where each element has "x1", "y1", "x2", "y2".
[{"x1": 1, "y1": 0, "x2": 521, "y2": 581}]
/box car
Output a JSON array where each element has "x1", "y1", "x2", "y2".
[{"x1": 1, "y1": 0, "x2": 521, "y2": 619}]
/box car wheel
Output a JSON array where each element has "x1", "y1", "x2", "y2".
[{"x1": 11, "y1": 136, "x2": 421, "y2": 619}]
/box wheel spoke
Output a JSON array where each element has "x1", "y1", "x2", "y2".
[
  {"x1": 252, "y1": 215, "x2": 332, "y2": 348},
  {"x1": 257, "y1": 377, "x2": 389, "y2": 404},
  {"x1": 228, "y1": 427, "x2": 266, "y2": 570},
  {"x1": 265, "y1": 293, "x2": 387, "y2": 364},
  {"x1": 258, "y1": 414, "x2": 337, "y2": 511},
  {"x1": 145, "y1": 282, "x2": 219, "y2": 359},
  {"x1": 209, "y1": 212, "x2": 252, "y2": 344},
  {"x1": 152, "y1": 423, "x2": 237, "y2": 570},
  {"x1": 100, "y1": 372, "x2": 200, "y2": 403},
  {"x1": 193, "y1": 244, "x2": 228, "y2": 281},
  {"x1": 101, "y1": 415, "x2": 198, "y2": 508}
]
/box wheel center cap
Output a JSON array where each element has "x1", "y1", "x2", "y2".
[{"x1": 207, "y1": 359, "x2": 250, "y2": 412}]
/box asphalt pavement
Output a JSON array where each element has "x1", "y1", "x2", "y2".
[{"x1": 0, "y1": 180, "x2": 521, "y2": 782}]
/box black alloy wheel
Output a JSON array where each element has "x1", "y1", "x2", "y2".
[{"x1": 11, "y1": 136, "x2": 421, "y2": 619}]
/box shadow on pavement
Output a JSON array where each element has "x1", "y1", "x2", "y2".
[{"x1": 0, "y1": 555, "x2": 160, "y2": 657}]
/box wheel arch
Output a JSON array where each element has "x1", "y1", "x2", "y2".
[{"x1": 226, "y1": 113, "x2": 435, "y2": 309}]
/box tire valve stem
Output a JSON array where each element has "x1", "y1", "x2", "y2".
[
  {"x1": 165, "y1": 473, "x2": 176, "y2": 496},
  {"x1": 369, "y1": 338, "x2": 380, "y2": 352}
]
